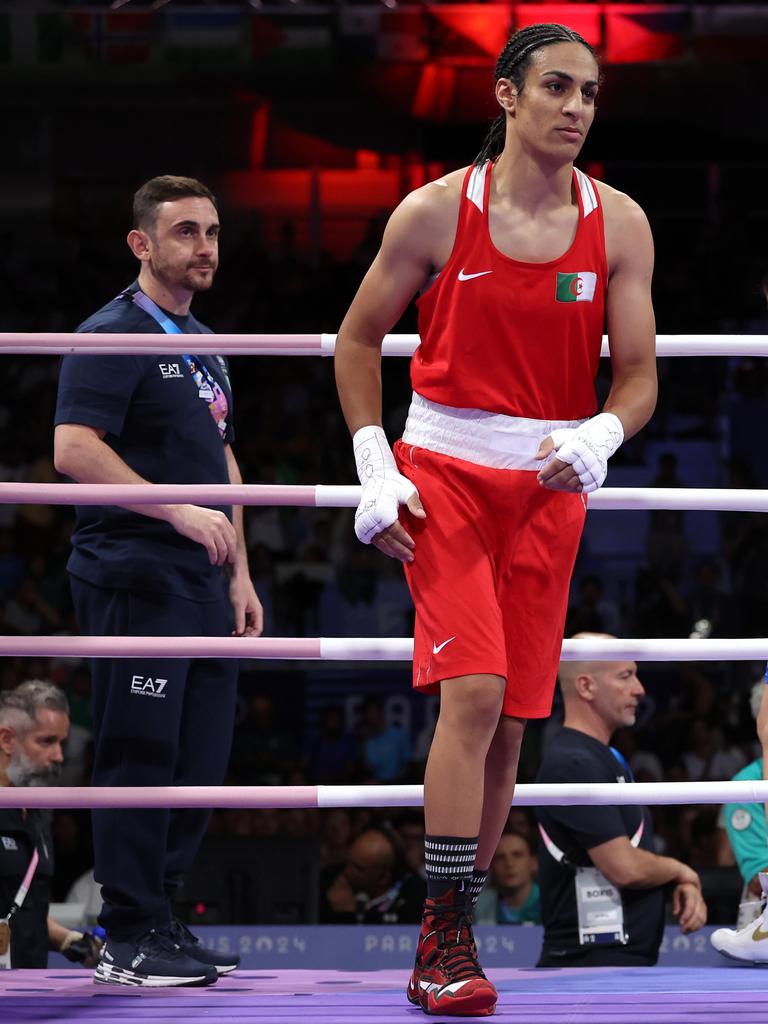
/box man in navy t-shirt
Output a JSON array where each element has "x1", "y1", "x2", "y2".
[
  {"x1": 535, "y1": 633, "x2": 707, "y2": 966},
  {"x1": 54, "y1": 175, "x2": 263, "y2": 988}
]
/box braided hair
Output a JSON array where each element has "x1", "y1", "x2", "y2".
[{"x1": 474, "y1": 23, "x2": 599, "y2": 166}]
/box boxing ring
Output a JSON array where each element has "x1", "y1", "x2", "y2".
[{"x1": 2, "y1": 331, "x2": 768, "y2": 1021}]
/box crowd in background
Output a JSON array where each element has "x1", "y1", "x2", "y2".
[{"x1": 0, "y1": 205, "x2": 766, "y2": 925}]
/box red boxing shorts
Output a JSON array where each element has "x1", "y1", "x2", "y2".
[{"x1": 394, "y1": 441, "x2": 587, "y2": 719}]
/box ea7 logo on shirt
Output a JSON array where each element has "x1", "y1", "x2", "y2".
[
  {"x1": 130, "y1": 675, "x2": 168, "y2": 698},
  {"x1": 1, "y1": 836, "x2": 18, "y2": 851},
  {"x1": 158, "y1": 363, "x2": 183, "y2": 380}
]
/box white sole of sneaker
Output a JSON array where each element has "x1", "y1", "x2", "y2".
[
  {"x1": 712, "y1": 947, "x2": 768, "y2": 966},
  {"x1": 94, "y1": 963, "x2": 217, "y2": 987}
]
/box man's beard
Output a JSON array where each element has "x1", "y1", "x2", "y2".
[
  {"x1": 155, "y1": 259, "x2": 216, "y2": 295},
  {"x1": 7, "y1": 750, "x2": 61, "y2": 787}
]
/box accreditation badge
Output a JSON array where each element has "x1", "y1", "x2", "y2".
[
  {"x1": 0, "y1": 917, "x2": 11, "y2": 968},
  {"x1": 575, "y1": 866, "x2": 627, "y2": 946}
]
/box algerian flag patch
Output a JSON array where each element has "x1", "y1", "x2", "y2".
[{"x1": 556, "y1": 271, "x2": 597, "y2": 303}]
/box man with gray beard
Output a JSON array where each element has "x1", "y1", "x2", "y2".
[{"x1": 0, "y1": 679, "x2": 100, "y2": 968}]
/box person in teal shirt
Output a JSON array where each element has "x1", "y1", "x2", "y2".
[
  {"x1": 474, "y1": 830, "x2": 541, "y2": 925},
  {"x1": 712, "y1": 678, "x2": 768, "y2": 960},
  {"x1": 724, "y1": 756, "x2": 767, "y2": 910},
  {"x1": 718, "y1": 681, "x2": 768, "y2": 923}
]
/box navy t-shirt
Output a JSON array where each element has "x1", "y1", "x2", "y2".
[
  {"x1": 55, "y1": 284, "x2": 234, "y2": 601},
  {"x1": 535, "y1": 727, "x2": 665, "y2": 965}
]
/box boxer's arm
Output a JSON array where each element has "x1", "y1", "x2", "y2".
[
  {"x1": 537, "y1": 193, "x2": 657, "y2": 493},
  {"x1": 335, "y1": 185, "x2": 453, "y2": 556},
  {"x1": 602, "y1": 193, "x2": 658, "y2": 441},
  {"x1": 335, "y1": 187, "x2": 444, "y2": 434}
]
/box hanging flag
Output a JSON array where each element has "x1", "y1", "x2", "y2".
[
  {"x1": 68, "y1": 10, "x2": 154, "y2": 64},
  {"x1": 163, "y1": 10, "x2": 244, "y2": 65}
]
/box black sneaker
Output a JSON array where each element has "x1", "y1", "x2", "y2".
[
  {"x1": 163, "y1": 917, "x2": 241, "y2": 975},
  {"x1": 94, "y1": 928, "x2": 219, "y2": 987}
]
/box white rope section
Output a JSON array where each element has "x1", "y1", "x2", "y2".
[
  {"x1": 1, "y1": 333, "x2": 766, "y2": 357},
  {"x1": 2, "y1": 484, "x2": 767, "y2": 512},
  {"x1": 2, "y1": 780, "x2": 768, "y2": 811},
  {"x1": 2, "y1": 636, "x2": 767, "y2": 660}
]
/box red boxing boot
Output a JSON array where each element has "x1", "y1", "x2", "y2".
[{"x1": 407, "y1": 887, "x2": 497, "y2": 1017}]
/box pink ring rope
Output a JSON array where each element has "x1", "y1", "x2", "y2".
[
  {"x1": 3, "y1": 636, "x2": 768, "y2": 660},
  {"x1": 2, "y1": 781, "x2": 768, "y2": 811},
  {"x1": 2, "y1": 483, "x2": 768, "y2": 512},
  {"x1": 0, "y1": 483, "x2": 338, "y2": 507},
  {"x1": 7, "y1": 331, "x2": 764, "y2": 819},
  {"x1": 2, "y1": 332, "x2": 766, "y2": 357}
]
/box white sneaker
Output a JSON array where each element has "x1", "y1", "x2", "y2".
[{"x1": 711, "y1": 873, "x2": 768, "y2": 964}]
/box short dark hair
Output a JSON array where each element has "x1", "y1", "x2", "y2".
[
  {"x1": 475, "y1": 23, "x2": 600, "y2": 165},
  {"x1": 499, "y1": 827, "x2": 536, "y2": 857},
  {"x1": 132, "y1": 175, "x2": 217, "y2": 233}
]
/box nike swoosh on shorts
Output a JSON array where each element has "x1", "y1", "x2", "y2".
[{"x1": 432, "y1": 637, "x2": 456, "y2": 655}]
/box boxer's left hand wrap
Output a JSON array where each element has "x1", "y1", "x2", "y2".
[
  {"x1": 546, "y1": 412, "x2": 624, "y2": 493},
  {"x1": 353, "y1": 425, "x2": 417, "y2": 544}
]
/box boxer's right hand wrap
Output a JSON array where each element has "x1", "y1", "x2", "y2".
[{"x1": 353, "y1": 425, "x2": 417, "y2": 545}]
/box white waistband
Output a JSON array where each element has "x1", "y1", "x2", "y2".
[{"x1": 401, "y1": 393, "x2": 586, "y2": 471}]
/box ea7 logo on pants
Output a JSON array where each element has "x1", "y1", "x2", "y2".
[
  {"x1": 130, "y1": 675, "x2": 168, "y2": 698},
  {"x1": 159, "y1": 363, "x2": 183, "y2": 380}
]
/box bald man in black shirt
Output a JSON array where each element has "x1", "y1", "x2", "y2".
[{"x1": 535, "y1": 634, "x2": 706, "y2": 966}]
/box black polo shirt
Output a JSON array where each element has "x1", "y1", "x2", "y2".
[
  {"x1": 0, "y1": 808, "x2": 54, "y2": 968},
  {"x1": 54, "y1": 284, "x2": 234, "y2": 601},
  {"x1": 535, "y1": 727, "x2": 665, "y2": 966}
]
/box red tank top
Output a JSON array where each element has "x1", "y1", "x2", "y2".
[{"x1": 412, "y1": 161, "x2": 607, "y2": 421}]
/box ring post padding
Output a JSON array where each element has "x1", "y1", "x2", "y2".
[
  {"x1": 315, "y1": 485, "x2": 360, "y2": 508},
  {"x1": 319, "y1": 637, "x2": 414, "y2": 660},
  {"x1": 317, "y1": 785, "x2": 425, "y2": 808}
]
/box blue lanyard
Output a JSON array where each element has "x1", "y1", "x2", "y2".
[
  {"x1": 609, "y1": 746, "x2": 635, "y2": 782},
  {"x1": 131, "y1": 289, "x2": 228, "y2": 438},
  {"x1": 132, "y1": 289, "x2": 184, "y2": 335}
]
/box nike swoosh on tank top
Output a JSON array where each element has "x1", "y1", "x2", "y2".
[{"x1": 413, "y1": 161, "x2": 607, "y2": 421}]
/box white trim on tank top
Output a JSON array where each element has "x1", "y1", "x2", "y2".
[
  {"x1": 466, "y1": 161, "x2": 597, "y2": 219},
  {"x1": 466, "y1": 161, "x2": 489, "y2": 213}
]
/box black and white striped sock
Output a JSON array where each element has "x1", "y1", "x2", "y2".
[
  {"x1": 469, "y1": 869, "x2": 489, "y2": 906},
  {"x1": 424, "y1": 834, "x2": 478, "y2": 900}
]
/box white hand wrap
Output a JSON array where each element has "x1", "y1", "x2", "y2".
[
  {"x1": 353, "y1": 425, "x2": 417, "y2": 544},
  {"x1": 546, "y1": 412, "x2": 624, "y2": 493}
]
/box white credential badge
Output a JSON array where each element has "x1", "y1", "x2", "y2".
[{"x1": 575, "y1": 867, "x2": 627, "y2": 946}]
